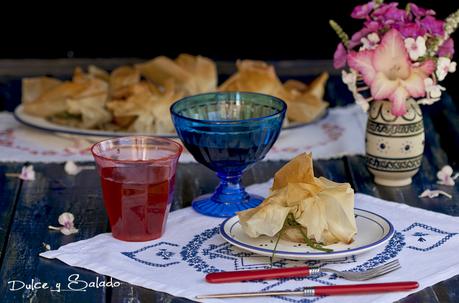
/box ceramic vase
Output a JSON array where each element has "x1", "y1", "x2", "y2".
[{"x1": 365, "y1": 99, "x2": 424, "y2": 186}]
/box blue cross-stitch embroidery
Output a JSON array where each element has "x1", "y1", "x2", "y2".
[
  {"x1": 119, "y1": 220, "x2": 456, "y2": 303},
  {"x1": 402, "y1": 223, "x2": 458, "y2": 252},
  {"x1": 156, "y1": 248, "x2": 175, "y2": 260},
  {"x1": 180, "y1": 226, "x2": 222, "y2": 273},
  {"x1": 341, "y1": 231, "x2": 405, "y2": 275},
  {"x1": 121, "y1": 242, "x2": 180, "y2": 267}
]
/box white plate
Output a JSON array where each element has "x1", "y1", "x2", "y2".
[
  {"x1": 14, "y1": 105, "x2": 177, "y2": 138},
  {"x1": 220, "y1": 208, "x2": 394, "y2": 260},
  {"x1": 14, "y1": 105, "x2": 327, "y2": 139}
]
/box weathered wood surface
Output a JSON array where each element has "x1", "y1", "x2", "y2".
[
  {"x1": 0, "y1": 163, "x2": 109, "y2": 302},
  {"x1": 0, "y1": 62, "x2": 457, "y2": 302}
]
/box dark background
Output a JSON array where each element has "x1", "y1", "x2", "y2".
[{"x1": 0, "y1": 1, "x2": 457, "y2": 100}]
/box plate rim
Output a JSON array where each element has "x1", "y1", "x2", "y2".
[
  {"x1": 13, "y1": 104, "x2": 328, "y2": 139},
  {"x1": 14, "y1": 105, "x2": 178, "y2": 138},
  {"x1": 219, "y1": 208, "x2": 395, "y2": 257}
]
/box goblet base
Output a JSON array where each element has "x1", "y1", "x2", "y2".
[{"x1": 192, "y1": 193, "x2": 264, "y2": 218}]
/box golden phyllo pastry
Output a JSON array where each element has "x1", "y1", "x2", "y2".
[{"x1": 238, "y1": 153, "x2": 357, "y2": 246}]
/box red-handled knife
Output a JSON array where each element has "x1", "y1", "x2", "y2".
[
  {"x1": 195, "y1": 281, "x2": 419, "y2": 299},
  {"x1": 206, "y1": 266, "x2": 315, "y2": 283}
]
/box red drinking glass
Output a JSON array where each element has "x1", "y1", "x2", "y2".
[{"x1": 91, "y1": 136, "x2": 182, "y2": 242}]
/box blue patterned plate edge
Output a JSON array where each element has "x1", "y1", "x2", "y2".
[{"x1": 220, "y1": 208, "x2": 395, "y2": 260}]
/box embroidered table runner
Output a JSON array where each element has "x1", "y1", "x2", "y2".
[
  {"x1": 41, "y1": 181, "x2": 459, "y2": 303},
  {"x1": 0, "y1": 105, "x2": 366, "y2": 162}
]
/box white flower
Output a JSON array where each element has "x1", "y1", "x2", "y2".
[
  {"x1": 424, "y1": 78, "x2": 445, "y2": 99},
  {"x1": 419, "y1": 189, "x2": 452, "y2": 199},
  {"x1": 436, "y1": 57, "x2": 457, "y2": 81},
  {"x1": 354, "y1": 93, "x2": 370, "y2": 112},
  {"x1": 404, "y1": 36, "x2": 427, "y2": 61},
  {"x1": 360, "y1": 33, "x2": 380, "y2": 50},
  {"x1": 367, "y1": 33, "x2": 380, "y2": 44},
  {"x1": 48, "y1": 212, "x2": 79, "y2": 235},
  {"x1": 19, "y1": 165, "x2": 35, "y2": 181},
  {"x1": 437, "y1": 165, "x2": 459, "y2": 186},
  {"x1": 417, "y1": 98, "x2": 440, "y2": 105},
  {"x1": 342, "y1": 70, "x2": 357, "y2": 92}
]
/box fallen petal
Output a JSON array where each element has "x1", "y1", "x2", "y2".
[
  {"x1": 19, "y1": 165, "x2": 35, "y2": 181},
  {"x1": 60, "y1": 227, "x2": 79, "y2": 236},
  {"x1": 439, "y1": 165, "x2": 454, "y2": 176},
  {"x1": 419, "y1": 189, "x2": 452, "y2": 199},
  {"x1": 437, "y1": 178, "x2": 455, "y2": 186},
  {"x1": 64, "y1": 161, "x2": 82, "y2": 175},
  {"x1": 42, "y1": 242, "x2": 51, "y2": 251},
  {"x1": 58, "y1": 212, "x2": 75, "y2": 226}
]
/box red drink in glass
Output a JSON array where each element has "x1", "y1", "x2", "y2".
[{"x1": 91, "y1": 137, "x2": 182, "y2": 242}]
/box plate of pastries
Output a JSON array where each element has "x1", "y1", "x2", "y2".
[{"x1": 15, "y1": 54, "x2": 330, "y2": 137}]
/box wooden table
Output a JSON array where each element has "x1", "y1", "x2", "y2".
[{"x1": 0, "y1": 60, "x2": 458, "y2": 302}]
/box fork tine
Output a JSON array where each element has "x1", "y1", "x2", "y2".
[
  {"x1": 373, "y1": 260, "x2": 400, "y2": 273},
  {"x1": 344, "y1": 261, "x2": 401, "y2": 280},
  {"x1": 358, "y1": 262, "x2": 401, "y2": 277},
  {"x1": 365, "y1": 264, "x2": 401, "y2": 279},
  {"x1": 373, "y1": 260, "x2": 400, "y2": 270},
  {"x1": 326, "y1": 259, "x2": 401, "y2": 281},
  {"x1": 363, "y1": 260, "x2": 400, "y2": 274}
]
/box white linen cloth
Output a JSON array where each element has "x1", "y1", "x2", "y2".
[
  {"x1": 41, "y1": 180, "x2": 459, "y2": 303},
  {"x1": 0, "y1": 105, "x2": 366, "y2": 162}
]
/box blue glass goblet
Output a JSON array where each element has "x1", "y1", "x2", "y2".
[{"x1": 170, "y1": 92, "x2": 286, "y2": 217}]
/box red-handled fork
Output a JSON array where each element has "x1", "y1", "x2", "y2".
[{"x1": 206, "y1": 259, "x2": 401, "y2": 283}]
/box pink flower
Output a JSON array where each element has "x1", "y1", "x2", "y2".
[
  {"x1": 347, "y1": 29, "x2": 434, "y2": 116},
  {"x1": 420, "y1": 16, "x2": 445, "y2": 36},
  {"x1": 383, "y1": 6, "x2": 408, "y2": 23},
  {"x1": 333, "y1": 43, "x2": 347, "y2": 69},
  {"x1": 438, "y1": 38, "x2": 455, "y2": 58},
  {"x1": 349, "y1": 21, "x2": 381, "y2": 49},
  {"x1": 351, "y1": 2, "x2": 374, "y2": 19},
  {"x1": 409, "y1": 3, "x2": 435, "y2": 18},
  {"x1": 398, "y1": 22, "x2": 426, "y2": 38},
  {"x1": 372, "y1": 2, "x2": 399, "y2": 18}
]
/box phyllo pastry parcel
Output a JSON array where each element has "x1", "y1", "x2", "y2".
[{"x1": 238, "y1": 153, "x2": 357, "y2": 249}]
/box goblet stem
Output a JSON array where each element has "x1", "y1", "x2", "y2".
[{"x1": 211, "y1": 173, "x2": 250, "y2": 204}]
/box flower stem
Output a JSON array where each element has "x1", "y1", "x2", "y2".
[
  {"x1": 329, "y1": 20, "x2": 349, "y2": 48},
  {"x1": 428, "y1": 9, "x2": 459, "y2": 56}
]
